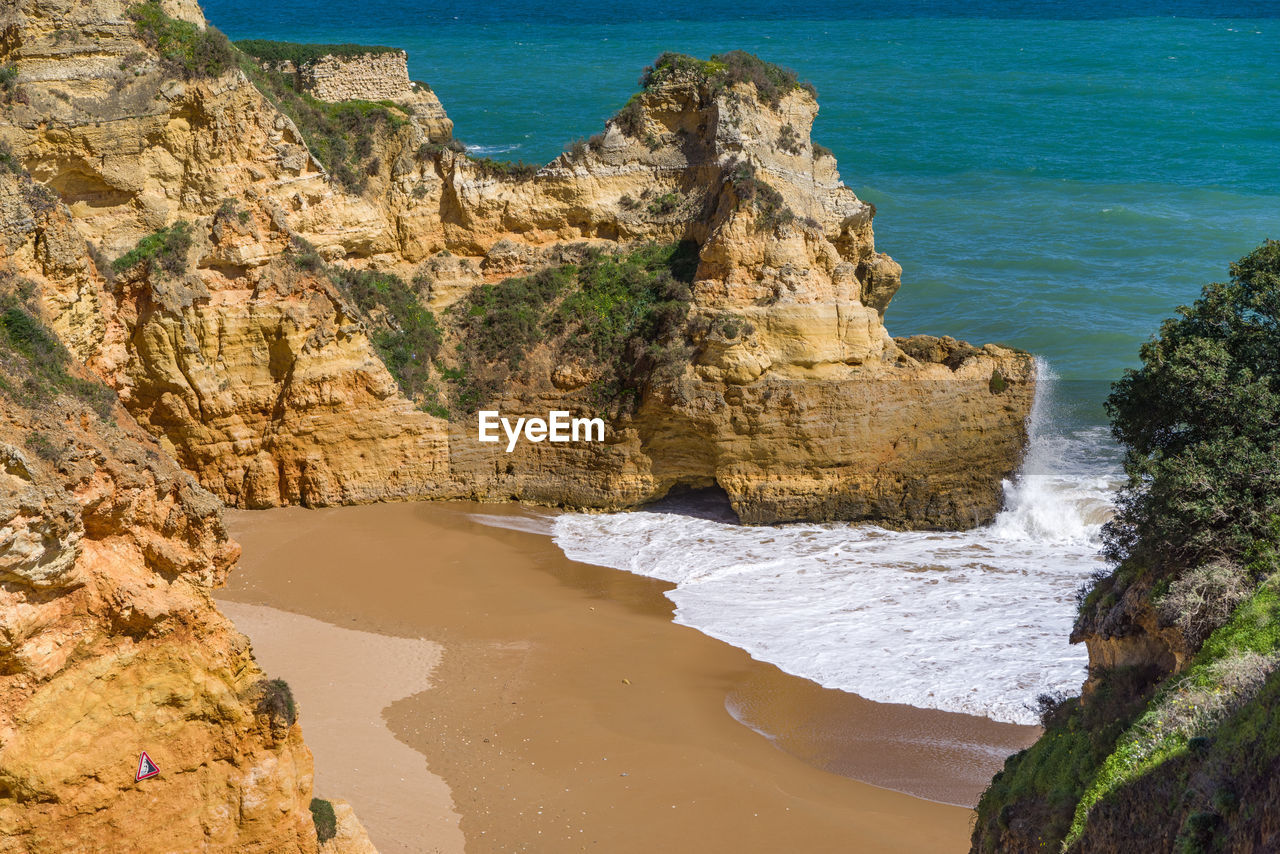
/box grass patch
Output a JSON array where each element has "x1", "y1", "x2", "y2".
[
  {"x1": 235, "y1": 39, "x2": 399, "y2": 66},
  {"x1": 127, "y1": 2, "x2": 235, "y2": 80},
  {"x1": 0, "y1": 291, "x2": 116, "y2": 420},
  {"x1": 447, "y1": 242, "x2": 697, "y2": 414},
  {"x1": 1064, "y1": 580, "x2": 1280, "y2": 848},
  {"x1": 972, "y1": 664, "x2": 1161, "y2": 852},
  {"x1": 309, "y1": 798, "x2": 337, "y2": 843},
  {"x1": 112, "y1": 222, "x2": 192, "y2": 278},
  {"x1": 330, "y1": 268, "x2": 442, "y2": 401},
  {"x1": 237, "y1": 52, "x2": 406, "y2": 193}
]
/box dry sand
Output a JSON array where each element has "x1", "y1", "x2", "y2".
[
  {"x1": 215, "y1": 602, "x2": 464, "y2": 854},
  {"x1": 220, "y1": 501, "x2": 1036, "y2": 853}
]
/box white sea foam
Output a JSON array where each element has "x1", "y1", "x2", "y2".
[
  {"x1": 552, "y1": 361, "x2": 1121, "y2": 724},
  {"x1": 464, "y1": 143, "x2": 523, "y2": 156},
  {"x1": 469, "y1": 513, "x2": 556, "y2": 536}
]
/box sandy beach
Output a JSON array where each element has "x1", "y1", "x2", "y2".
[{"x1": 220, "y1": 501, "x2": 1035, "y2": 853}]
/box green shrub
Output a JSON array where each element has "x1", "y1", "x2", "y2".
[
  {"x1": 234, "y1": 39, "x2": 399, "y2": 67},
  {"x1": 612, "y1": 94, "x2": 645, "y2": 138},
  {"x1": 417, "y1": 139, "x2": 465, "y2": 159},
  {"x1": 446, "y1": 243, "x2": 696, "y2": 415},
  {"x1": 237, "y1": 53, "x2": 405, "y2": 193},
  {"x1": 112, "y1": 222, "x2": 193, "y2": 278},
  {"x1": 646, "y1": 192, "x2": 680, "y2": 216},
  {"x1": 0, "y1": 141, "x2": 19, "y2": 174},
  {"x1": 812, "y1": 142, "x2": 834, "y2": 160},
  {"x1": 639, "y1": 50, "x2": 816, "y2": 108},
  {"x1": 466, "y1": 156, "x2": 539, "y2": 180},
  {"x1": 0, "y1": 293, "x2": 116, "y2": 419},
  {"x1": 778, "y1": 123, "x2": 803, "y2": 154},
  {"x1": 127, "y1": 2, "x2": 235, "y2": 80},
  {"x1": 0, "y1": 64, "x2": 18, "y2": 103},
  {"x1": 728, "y1": 162, "x2": 794, "y2": 233},
  {"x1": 309, "y1": 798, "x2": 337, "y2": 843},
  {"x1": 24, "y1": 431, "x2": 60, "y2": 461},
  {"x1": 330, "y1": 268, "x2": 442, "y2": 401},
  {"x1": 1103, "y1": 239, "x2": 1280, "y2": 574},
  {"x1": 256, "y1": 678, "x2": 297, "y2": 726}
]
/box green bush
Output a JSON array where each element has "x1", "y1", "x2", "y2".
[
  {"x1": 466, "y1": 156, "x2": 539, "y2": 180},
  {"x1": 778, "y1": 123, "x2": 803, "y2": 155},
  {"x1": 234, "y1": 39, "x2": 399, "y2": 66},
  {"x1": 447, "y1": 243, "x2": 697, "y2": 414},
  {"x1": 0, "y1": 141, "x2": 19, "y2": 174},
  {"x1": 0, "y1": 64, "x2": 18, "y2": 103},
  {"x1": 127, "y1": 2, "x2": 235, "y2": 80},
  {"x1": 309, "y1": 798, "x2": 337, "y2": 843},
  {"x1": 646, "y1": 192, "x2": 680, "y2": 216},
  {"x1": 112, "y1": 222, "x2": 193, "y2": 278},
  {"x1": 330, "y1": 268, "x2": 442, "y2": 401},
  {"x1": 24, "y1": 431, "x2": 60, "y2": 461},
  {"x1": 0, "y1": 293, "x2": 116, "y2": 420},
  {"x1": 612, "y1": 94, "x2": 645, "y2": 138},
  {"x1": 640, "y1": 50, "x2": 815, "y2": 108},
  {"x1": 237, "y1": 53, "x2": 405, "y2": 193},
  {"x1": 1104, "y1": 239, "x2": 1280, "y2": 574},
  {"x1": 728, "y1": 162, "x2": 794, "y2": 233},
  {"x1": 256, "y1": 678, "x2": 297, "y2": 726}
]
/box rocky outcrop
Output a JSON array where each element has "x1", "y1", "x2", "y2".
[
  {"x1": 0, "y1": 153, "x2": 370, "y2": 851},
  {"x1": 0, "y1": 3, "x2": 1034, "y2": 528}
]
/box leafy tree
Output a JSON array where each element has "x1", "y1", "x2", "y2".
[{"x1": 1104, "y1": 239, "x2": 1280, "y2": 574}]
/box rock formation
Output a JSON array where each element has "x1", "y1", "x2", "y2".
[
  {"x1": 0, "y1": 112, "x2": 374, "y2": 852},
  {"x1": 0, "y1": 13, "x2": 1035, "y2": 527},
  {"x1": 0, "y1": 0, "x2": 1039, "y2": 846}
]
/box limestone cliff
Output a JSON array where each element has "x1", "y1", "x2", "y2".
[
  {"x1": 0, "y1": 3, "x2": 1034, "y2": 527},
  {"x1": 0, "y1": 166, "x2": 374, "y2": 851}
]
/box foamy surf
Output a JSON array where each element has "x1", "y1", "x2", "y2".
[{"x1": 551, "y1": 361, "x2": 1121, "y2": 725}]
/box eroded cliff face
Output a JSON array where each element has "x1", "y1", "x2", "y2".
[
  {"x1": 0, "y1": 167, "x2": 373, "y2": 852},
  {"x1": 0, "y1": 1, "x2": 1034, "y2": 528}
]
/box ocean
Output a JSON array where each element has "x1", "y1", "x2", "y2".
[{"x1": 205, "y1": 0, "x2": 1280, "y2": 724}]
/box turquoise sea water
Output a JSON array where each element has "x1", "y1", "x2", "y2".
[{"x1": 205, "y1": 0, "x2": 1280, "y2": 400}]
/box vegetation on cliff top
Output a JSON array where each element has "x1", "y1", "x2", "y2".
[
  {"x1": 234, "y1": 39, "x2": 401, "y2": 66},
  {"x1": 1104, "y1": 238, "x2": 1280, "y2": 576},
  {"x1": 641, "y1": 50, "x2": 816, "y2": 106},
  {"x1": 447, "y1": 242, "x2": 697, "y2": 415},
  {"x1": 236, "y1": 52, "x2": 406, "y2": 193},
  {"x1": 127, "y1": 2, "x2": 235, "y2": 80},
  {"x1": 612, "y1": 50, "x2": 816, "y2": 139},
  {"x1": 973, "y1": 240, "x2": 1280, "y2": 853}
]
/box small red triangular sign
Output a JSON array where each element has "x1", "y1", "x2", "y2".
[{"x1": 136, "y1": 751, "x2": 159, "y2": 782}]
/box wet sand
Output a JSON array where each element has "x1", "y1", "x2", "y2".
[{"x1": 220, "y1": 501, "x2": 1035, "y2": 853}]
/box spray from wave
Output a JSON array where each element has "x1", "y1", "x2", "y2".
[{"x1": 550, "y1": 360, "x2": 1121, "y2": 724}]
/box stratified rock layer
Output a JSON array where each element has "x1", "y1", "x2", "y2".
[
  {"x1": 0, "y1": 143, "x2": 375, "y2": 853},
  {"x1": 0, "y1": 0, "x2": 1034, "y2": 529}
]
